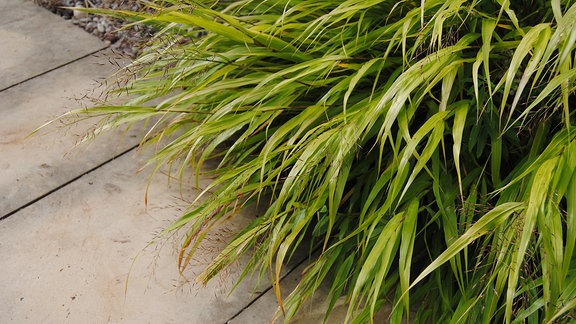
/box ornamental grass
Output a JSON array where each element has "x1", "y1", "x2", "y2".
[{"x1": 63, "y1": 0, "x2": 576, "y2": 322}]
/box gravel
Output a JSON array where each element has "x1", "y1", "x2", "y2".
[{"x1": 35, "y1": 0, "x2": 156, "y2": 58}]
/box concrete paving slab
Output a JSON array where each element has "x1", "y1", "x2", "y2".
[
  {"x1": 0, "y1": 51, "x2": 142, "y2": 218},
  {"x1": 0, "y1": 0, "x2": 107, "y2": 90},
  {"x1": 0, "y1": 149, "x2": 278, "y2": 323}
]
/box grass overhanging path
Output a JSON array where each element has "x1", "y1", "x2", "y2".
[{"x1": 48, "y1": 0, "x2": 576, "y2": 322}]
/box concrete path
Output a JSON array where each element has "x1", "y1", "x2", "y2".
[{"x1": 0, "y1": 0, "x2": 357, "y2": 323}]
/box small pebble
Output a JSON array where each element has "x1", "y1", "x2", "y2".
[
  {"x1": 73, "y1": 3, "x2": 88, "y2": 19},
  {"x1": 97, "y1": 22, "x2": 105, "y2": 33},
  {"x1": 85, "y1": 21, "x2": 96, "y2": 32}
]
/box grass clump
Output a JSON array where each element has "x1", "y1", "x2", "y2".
[{"x1": 68, "y1": 0, "x2": 576, "y2": 322}]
